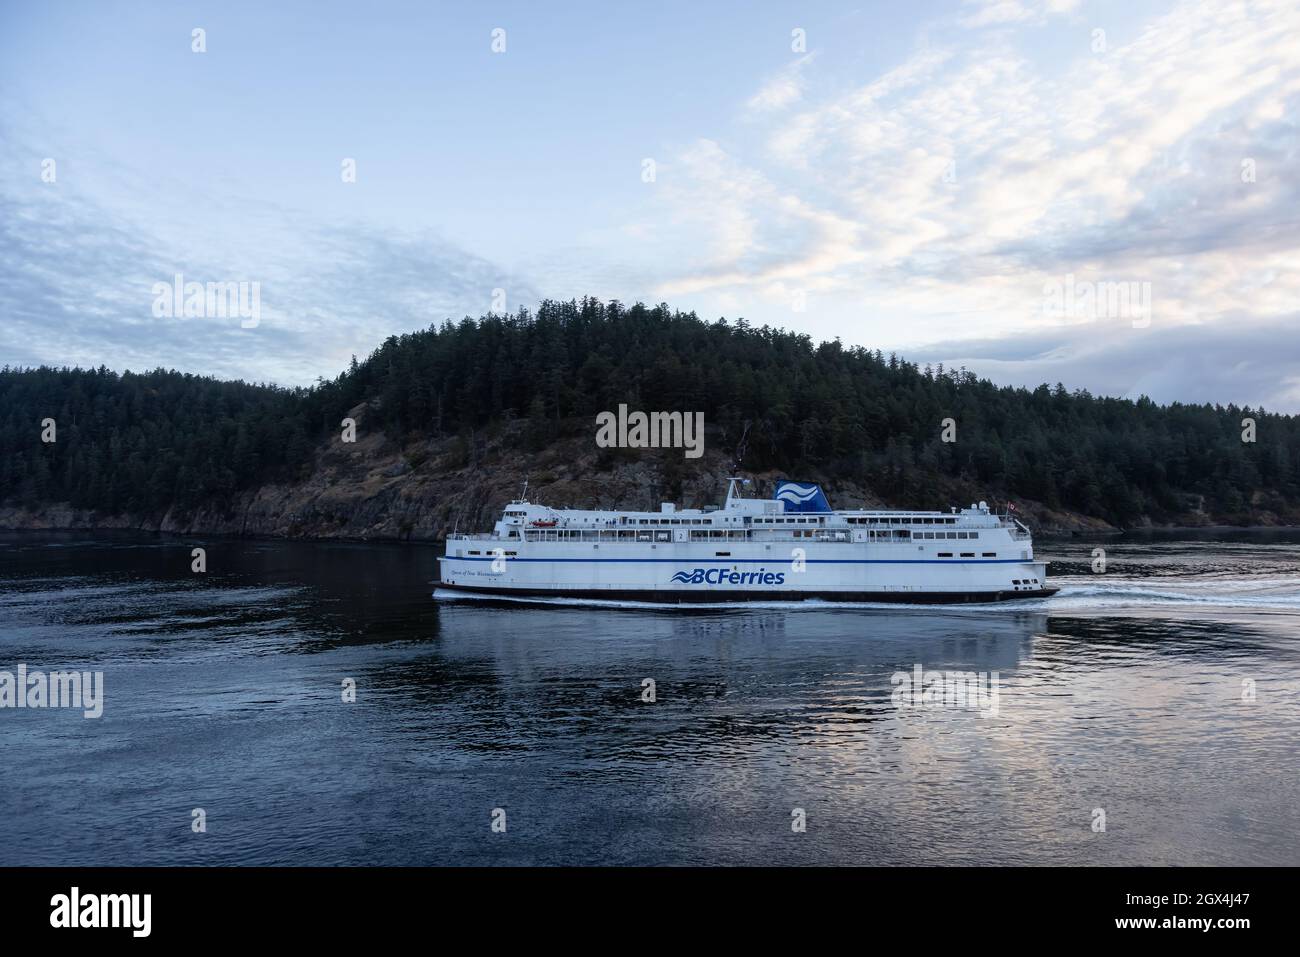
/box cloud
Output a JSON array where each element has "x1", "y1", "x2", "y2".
[
  {"x1": 958, "y1": 0, "x2": 1081, "y2": 29},
  {"x1": 2, "y1": 0, "x2": 1296, "y2": 413},
  {"x1": 745, "y1": 54, "x2": 816, "y2": 113},
  {"x1": 0, "y1": 151, "x2": 537, "y2": 385},
  {"x1": 644, "y1": 0, "x2": 1300, "y2": 404},
  {"x1": 906, "y1": 316, "x2": 1300, "y2": 411},
  {"x1": 650, "y1": 139, "x2": 864, "y2": 303}
]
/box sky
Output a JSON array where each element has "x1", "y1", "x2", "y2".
[{"x1": 1, "y1": 0, "x2": 1298, "y2": 409}]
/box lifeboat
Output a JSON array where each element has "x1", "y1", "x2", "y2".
[{"x1": 530, "y1": 518, "x2": 558, "y2": 527}]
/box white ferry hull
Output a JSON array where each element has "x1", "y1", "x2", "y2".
[
  {"x1": 437, "y1": 480, "x2": 1057, "y2": 605},
  {"x1": 437, "y1": 542, "x2": 1056, "y2": 604}
]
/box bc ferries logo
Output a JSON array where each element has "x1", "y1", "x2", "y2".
[
  {"x1": 671, "y1": 568, "x2": 786, "y2": 586},
  {"x1": 774, "y1": 481, "x2": 831, "y2": 513}
]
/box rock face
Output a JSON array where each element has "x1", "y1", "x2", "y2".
[{"x1": 0, "y1": 417, "x2": 1193, "y2": 539}]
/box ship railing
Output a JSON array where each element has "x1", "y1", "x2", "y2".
[
  {"x1": 517, "y1": 528, "x2": 864, "y2": 544},
  {"x1": 461, "y1": 526, "x2": 1028, "y2": 544},
  {"x1": 1007, "y1": 519, "x2": 1032, "y2": 541}
]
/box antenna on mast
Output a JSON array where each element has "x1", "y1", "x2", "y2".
[{"x1": 724, "y1": 475, "x2": 750, "y2": 506}]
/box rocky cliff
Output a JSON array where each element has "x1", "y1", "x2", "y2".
[
  {"x1": 7, "y1": 410, "x2": 1285, "y2": 539},
  {"x1": 0, "y1": 412, "x2": 1125, "y2": 539}
]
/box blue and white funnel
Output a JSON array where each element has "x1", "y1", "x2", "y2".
[{"x1": 774, "y1": 481, "x2": 832, "y2": 513}]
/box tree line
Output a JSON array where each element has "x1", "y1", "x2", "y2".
[{"x1": 2, "y1": 298, "x2": 1296, "y2": 525}]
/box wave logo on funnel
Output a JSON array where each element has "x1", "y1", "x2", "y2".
[{"x1": 774, "y1": 481, "x2": 831, "y2": 513}]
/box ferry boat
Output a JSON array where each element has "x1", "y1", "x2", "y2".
[{"x1": 435, "y1": 479, "x2": 1058, "y2": 604}]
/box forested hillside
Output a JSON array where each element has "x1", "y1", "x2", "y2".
[{"x1": 3, "y1": 298, "x2": 1297, "y2": 530}]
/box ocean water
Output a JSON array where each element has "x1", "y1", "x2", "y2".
[{"x1": 1, "y1": 529, "x2": 1298, "y2": 866}]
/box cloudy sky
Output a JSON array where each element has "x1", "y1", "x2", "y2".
[{"x1": 2, "y1": 0, "x2": 1298, "y2": 408}]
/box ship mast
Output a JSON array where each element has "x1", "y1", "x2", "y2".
[{"x1": 724, "y1": 476, "x2": 749, "y2": 507}]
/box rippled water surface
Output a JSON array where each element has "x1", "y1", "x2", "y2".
[{"x1": 2, "y1": 530, "x2": 1298, "y2": 865}]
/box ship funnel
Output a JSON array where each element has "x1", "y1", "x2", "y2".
[{"x1": 773, "y1": 481, "x2": 832, "y2": 513}]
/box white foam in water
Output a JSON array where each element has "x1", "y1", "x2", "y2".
[{"x1": 1047, "y1": 576, "x2": 1300, "y2": 611}]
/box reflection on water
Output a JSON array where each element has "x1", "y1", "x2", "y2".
[{"x1": 1, "y1": 530, "x2": 1298, "y2": 865}]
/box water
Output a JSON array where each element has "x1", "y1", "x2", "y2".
[{"x1": 2, "y1": 529, "x2": 1298, "y2": 866}]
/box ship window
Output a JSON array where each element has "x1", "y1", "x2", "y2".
[
  {"x1": 983, "y1": 552, "x2": 996, "y2": 557},
  {"x1": 960, "y1": 552, "x2": 974, "y2": 558},
  {"x1": 938, "y1": 552, "x2": 953, "y2": 558},
  {"x1": 715, "y1": 551, "x2": 731, "y2": 556}
]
